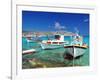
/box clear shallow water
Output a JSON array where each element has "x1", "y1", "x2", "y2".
[{"x1": 22, "y1": 36, "x2": 89, "y2": 69}]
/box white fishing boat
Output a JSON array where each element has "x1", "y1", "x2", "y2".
[
  {"x1": 40, "y1": 34, "x2": 68, "y2": 50},
  {"x1": 64, "y1": 33, "x2": 88, "y2": 58},
  {"x1": 26, "y1": 37, "x2": 33, "y2": 42}
]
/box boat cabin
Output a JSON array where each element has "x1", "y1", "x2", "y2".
[{"x1": 54, "y1": 34, "x2": 64, "y2": 41}]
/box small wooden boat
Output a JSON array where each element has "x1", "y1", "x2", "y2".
[
  {"x1": 64, "y1": 45, "x2": 88, "y2": 58},
  {"x1": 22, "y1": 49, "x2": 36, "y2": 54},
  {"x1": 26, "y1": 37, "x2": 33, "y2": 42},
  {"x1": 64, "y1": 33, "x2": 88, "y2": 58}
]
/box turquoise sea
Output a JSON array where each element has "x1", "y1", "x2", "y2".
[{"x1": 22, "y1": 36, "x2": 89, "y2": 69}]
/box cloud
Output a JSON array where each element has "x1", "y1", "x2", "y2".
[
  {"x1": 54, "y1": 22, "x2": 66, "y2": 30},
  {"x1": 84, "y1": 19, "x2": 89, "y2": 22},
  {"x1": 75, "y1": 27, "x2": 79, "y2": 33}
]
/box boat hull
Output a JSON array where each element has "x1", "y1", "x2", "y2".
[
  {"x1": 27, "y1": 39, "x2": 33, "y2": 42},
  {"x1": 40, "y1": 43, "x2": 63, "y2": 50},
  {"x1": 64, "y1": 46, "x2": 87, "y2": 58}
]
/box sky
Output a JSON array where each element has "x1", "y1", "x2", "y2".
[{"x1": 22, "y1": 11, "x2": 89, "y2": 35}]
